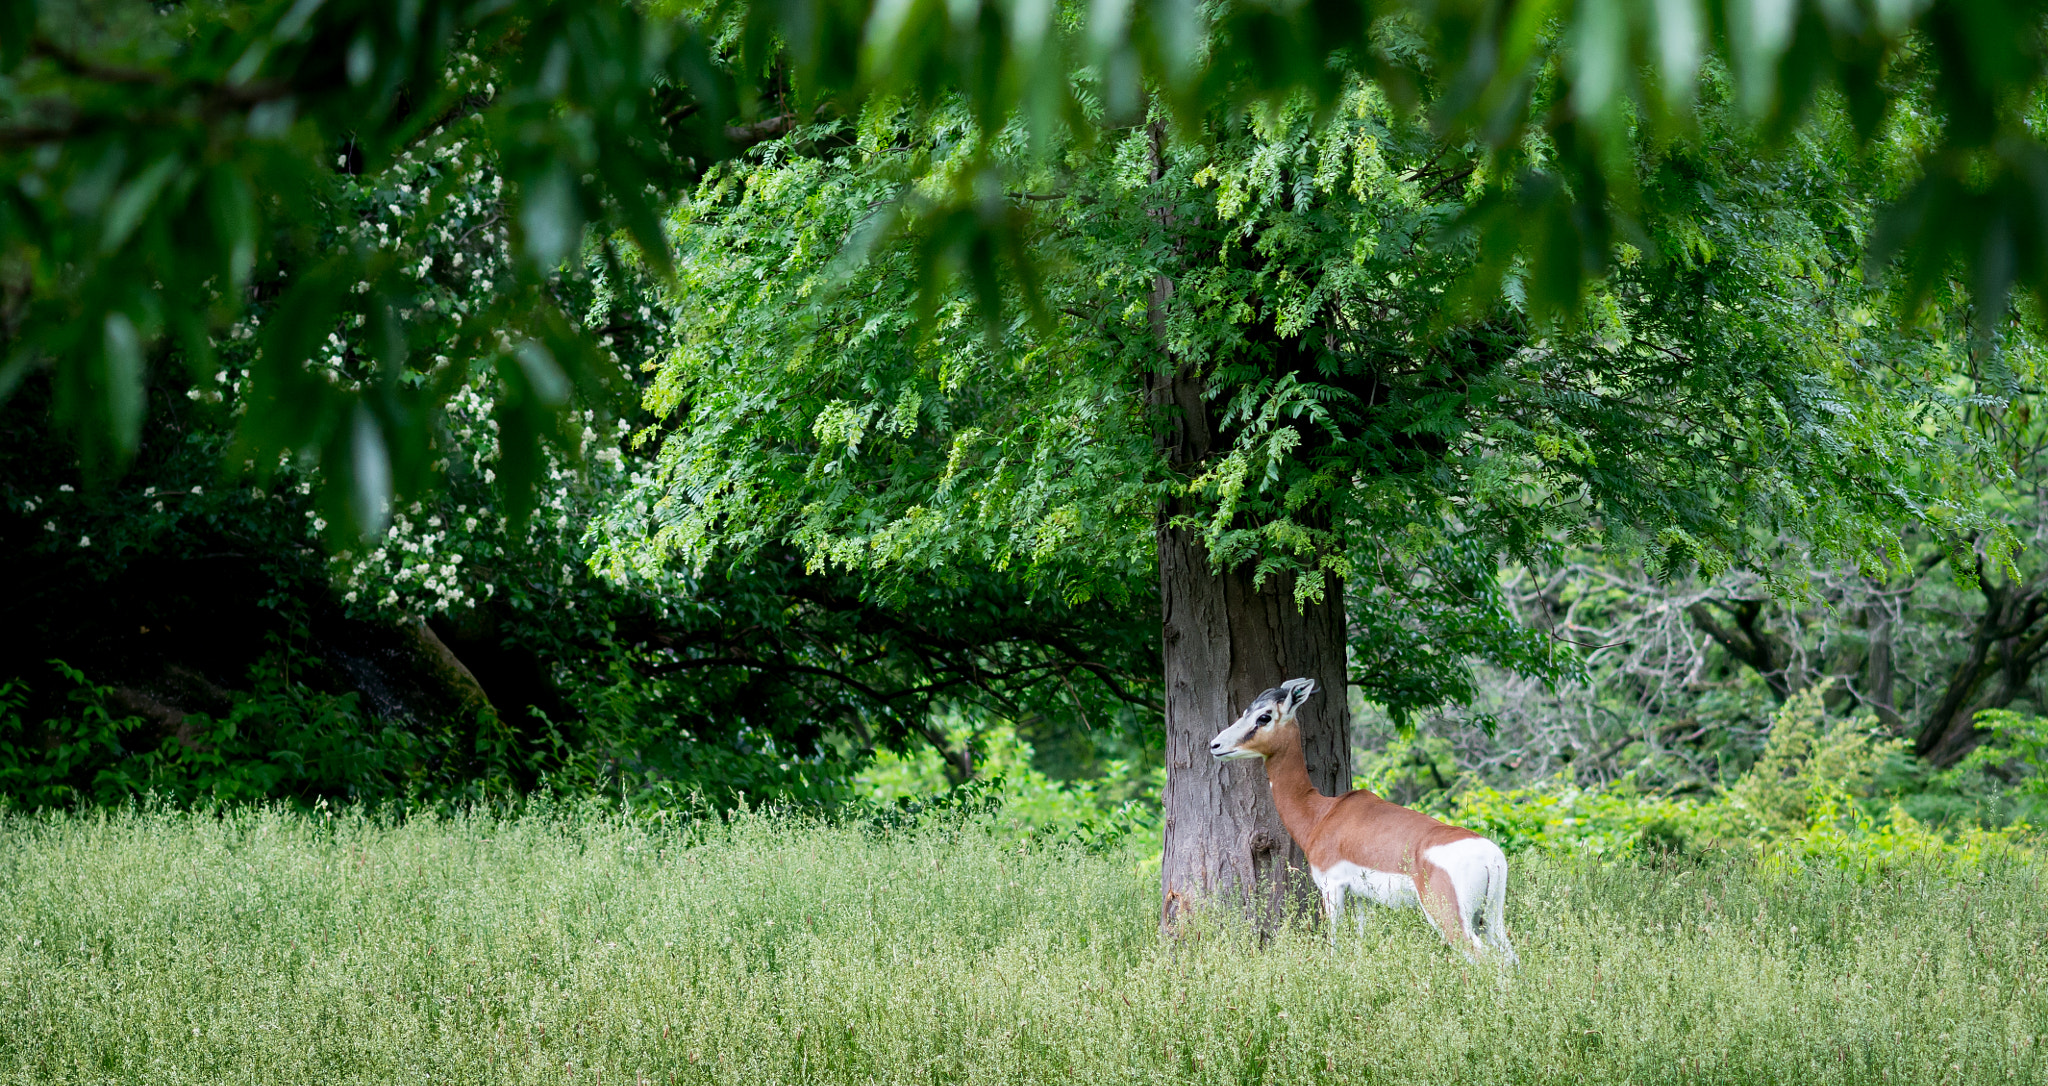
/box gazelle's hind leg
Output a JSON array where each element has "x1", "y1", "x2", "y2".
[
  {"x1": 1414, "y1": 862, "x2": 1481, "y2": 962},
  {"x1": 1421, "y1": 837, "x2": 1519, "y2": 965}
]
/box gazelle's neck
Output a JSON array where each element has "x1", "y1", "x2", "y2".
[{"x1": 1262, "y1": 722, "x2": 1335, "y2": 850}]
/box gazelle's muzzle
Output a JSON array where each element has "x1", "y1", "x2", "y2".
[{"x1": 1207, "y1": 721, "x2": 1260, "y2": 761}]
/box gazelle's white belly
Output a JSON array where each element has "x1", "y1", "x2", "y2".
[{"x1": 1311, "y1": 860, "x2": 1418, "y2": 909}]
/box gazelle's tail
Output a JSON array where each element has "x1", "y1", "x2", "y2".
[{"x1": 1474, "y1": 840, "x2": 1517, "y2": 966}]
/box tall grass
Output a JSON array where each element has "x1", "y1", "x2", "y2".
[{"x1": 2, "y1": 801, "x2": 2042, "y2": 1084}]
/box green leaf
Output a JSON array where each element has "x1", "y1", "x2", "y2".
[
  {"x1": 206, "y1": 167, "x2": 258, "y2": 290},
  {"x1": 349, "y1": 402, "x2": 394, "y2": 538},
  {"x1": 100, "y1": 156, "x2": 184, "y2": 255},
  {"x1": 516, "y1": 163, "x2": 584, "y2": 271},
  {"x1": 101, "y1": 312, "x2": 145, "y2": 462},
  {"x1": 515, "y1": 341, "x2": 571, "y2": 406},
  {"x1": 0, "y1": 0, "x2": 34, "y2": 70}
]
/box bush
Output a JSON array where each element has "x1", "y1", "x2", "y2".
[
  {"x1": 853, "y1": 720, "x2": 1162, "y2": 854},
  {"x1": 1406, "y1": 684, "x2": 2036, "y2": 876}
]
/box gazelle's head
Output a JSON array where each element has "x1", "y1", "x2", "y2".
[{"x1": 1209, "y1": 678, "x2": 1316, "y2": 761}]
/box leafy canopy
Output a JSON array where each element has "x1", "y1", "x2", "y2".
[
  {"x1": 598, "y1": 67, "x2": 2011, "y2": 721},
  {"x1": 10, "y1": 0, "x2": 2048, "y2": 539}
]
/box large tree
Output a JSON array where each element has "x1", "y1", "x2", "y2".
[{"x1": 594, "y1": 74, "x2": 1992, "y2": 924}]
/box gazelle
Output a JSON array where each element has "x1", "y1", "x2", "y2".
[{"x1": 1209, "y1": 678, "x2": 1516, "y2": 964}]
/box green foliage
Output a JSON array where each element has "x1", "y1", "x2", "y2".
[
  {"x1": 2, "y1": 0, "x2": 725, "y2": 531},
  {"x1": 0, "y1": 664, "x2": 137, "y2": 809},
  {"x1": 3, "y1": 804, "x2": 2045, "y2": 1084},
  {"x1": 1726, "y1": 683, "x2": 1896, "y2": 834},
  {"x1": 854, "y1": 718, "x2": 1162, "y2": 853},
  {"x1": 3, "y1": 42, "x2": 1167, "y2": 818},
  {"x1": 612, "y1": 78, "x2": 2008, "y2": 727},
  {"x1": 1947, "y1": 709, "x2": 2048, "y2": 822},
  {"x1": 14, "y1": 0, "x2": 2048, "y2": 545},
  {"x1": 1349, "y1": 537, "x2": 1568, "y2": 729},
  {"x1": 0, "y1": 651, "x2": 374, "y2": 803},
  {"x1": 1406, "y1": 686, "x2": 2033, "y2": 878}
]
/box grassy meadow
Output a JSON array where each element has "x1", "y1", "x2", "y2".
[{"x1": 1, "y1": 803, "x2": 2043, "y2": 1085}]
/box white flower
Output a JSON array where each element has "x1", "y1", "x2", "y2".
[
  {"x1": 191, "y1": 486, "x2": 203, "y2": 495},
  {"x1": 187, "y1": 388, "x2": 202, "y2": 400},
  {"x1": 43, "y1": 521, "x2": 55, "y2": 532},
  {"x1": 143, "y1": 486, "x2": 155, "y2": 497},
  {"x1": 78, "y1": 535, "x2": 90, "y2": 547},
  {"x1": 58, "y1": 484, "x2": 73, "y2": 493},
  {"x1": 311, "y1": 518, "x2": 327, "y2": 532},
  {"x1": 153, "y1": 501, "x2": 164, "y2": 512}
]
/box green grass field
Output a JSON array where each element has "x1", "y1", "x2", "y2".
[{"x1": 2, "y1": 803, "x2": 2042, "y2": 1085}]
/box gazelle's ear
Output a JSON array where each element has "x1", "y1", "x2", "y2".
[{"x1": 1281, "y1": 677, "x2": 1316, "y2": 708}]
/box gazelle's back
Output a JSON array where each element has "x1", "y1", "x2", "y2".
[{"x1": 1305, "y1": 787, "x2": 1476, "y2": 874}]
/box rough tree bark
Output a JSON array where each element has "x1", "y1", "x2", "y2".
[
  {"x1": 1150, "y1": 360, "x2": 1351, "y2": 932},
  {"x1": 1155, "y1": 522, "x2": 1352, "y2": 931}
]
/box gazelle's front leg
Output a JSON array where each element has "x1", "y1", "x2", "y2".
[{"x1": 1316, "y1": 873, "x2": 1346, "y2": 941}]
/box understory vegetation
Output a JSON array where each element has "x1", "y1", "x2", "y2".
[{"x1": 3, "y1": 804, "x2": 2042, "y2": 1086}]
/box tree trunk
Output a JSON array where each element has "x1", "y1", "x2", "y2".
[
  {"x1": 1144, "y1": 120, "x2": 1350, "y2": 932},
  {"x1": 1686, "y1": 598, "x2": 1794, "y2": 701},
  {"x1": 1915, "y1": 564, "x2": 2048, "y2": 767},
  {"x1": 1156, "y1": 523, "x2": 1353, "y2": 932},
  {"x1": 1149, "y1": 352, "x2": 1350, "y2": 931},
  {"x1": 1861, "y1": 602, "x2": 1903, "y2": 731}
]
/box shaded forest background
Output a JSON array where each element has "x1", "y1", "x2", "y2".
[{"x1": 8, "y1": 0, "x2": 2048, "y2": 845}]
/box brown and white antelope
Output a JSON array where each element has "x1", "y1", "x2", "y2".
[{"x1": 1209, "y1": 677, "x2": 1516, "y2": 964}]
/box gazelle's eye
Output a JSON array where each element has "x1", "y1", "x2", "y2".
[{"x1": 1257, "y1": 713, "x2": 1272, "y2": 725}]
